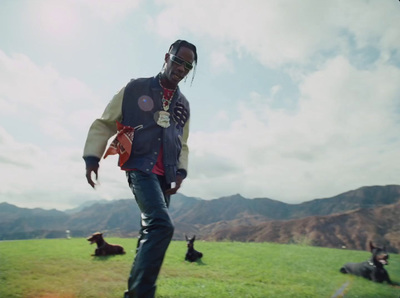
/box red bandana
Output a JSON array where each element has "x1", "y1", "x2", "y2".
[{"x1": 104, "y1": 121, "x2": 135, "y2": 167}]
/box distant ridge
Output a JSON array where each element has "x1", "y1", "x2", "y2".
[
  {"x1": 1, "y1": 185, "x2": 399, "y2": 252},
  {"x1": 64, "y1": 199, "x2": 109, "y2": 214},
  {"x1": 203, "y1": 201, "x2": 400, "y2": 253}
]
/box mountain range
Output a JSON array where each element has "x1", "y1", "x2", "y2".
[{"x1": 1, "y1": 184, "x2": 399, "y2": 252}]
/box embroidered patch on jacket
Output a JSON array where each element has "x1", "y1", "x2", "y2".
[
  {"x1": 138, "y1": 95, "x2": 154, "y2": 111},
  {"x1": 172, "y1": 102, "x2": 189, "y2": 128}
]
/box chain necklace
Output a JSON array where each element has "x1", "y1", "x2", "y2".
[
  {"x1": 156, "y1": 75, "x2": 177, "y2": 128},
  {"x1": 159, "y1": 76, "x2": 177, "y2": 111}
]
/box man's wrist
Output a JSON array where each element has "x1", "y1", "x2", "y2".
[
  {"x1": 176, "y1": 169, "x2": 187, "y2": 179},
  {"x1": 83, "y1": 156, "x2": 100, "y2": 169}
]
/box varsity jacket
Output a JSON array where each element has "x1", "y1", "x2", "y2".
[{"x1": 83, "y1": 74, "x2": 190, "y2": 184}]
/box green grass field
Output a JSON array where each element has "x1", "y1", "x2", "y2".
[{"x1": 0, "y1": 238, "x2": 399, "y2": 297}]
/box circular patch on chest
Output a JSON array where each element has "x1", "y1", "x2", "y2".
[{"x1": 138, "y1": 95, "x2": 154, "y2": 111}]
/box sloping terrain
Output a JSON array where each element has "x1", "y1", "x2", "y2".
[{"x1": 1, "y1": 185, "x2": 399, "y2": 252}]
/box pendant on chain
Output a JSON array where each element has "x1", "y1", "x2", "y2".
[
  {"x1": 155, "y1": 110, "x2": 171, "y2": 128},
  {"x1": 156, "y1": 76, "x2": 177, "y2": 128}
]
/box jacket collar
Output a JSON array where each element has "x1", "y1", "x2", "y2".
[{"x1": 152, "y1": 73, "x2": 181, "y2": 97}]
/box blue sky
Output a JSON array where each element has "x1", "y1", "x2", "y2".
[{"x1": 1, "y1": 0, "x2": 399, "y2": 210}]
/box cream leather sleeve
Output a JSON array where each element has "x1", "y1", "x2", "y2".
[
  {"x1": 83, "y1": 87, "x2": 125, "y2": 159},
  {"x1": 178, "y1": 118, "x2": 190, "y2": 172}
]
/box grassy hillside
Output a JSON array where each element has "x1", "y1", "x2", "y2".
[{"x1": 0, "y1": 239, "x2": 399, "y2": 297}]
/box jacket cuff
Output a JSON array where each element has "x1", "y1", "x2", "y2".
[
  {"x1": 176, "y1": 169, "x2": 187, "y2": 179},
  {"x1": 83, "y1": 156, "x2": 100, "y2": 169}
]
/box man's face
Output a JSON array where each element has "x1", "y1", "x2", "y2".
[{"x1": 164, "y1": 46, "x2": 195, "y2": 87}]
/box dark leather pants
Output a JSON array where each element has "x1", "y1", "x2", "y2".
[{"x1": 125, "y1": 171, "x2": 174, "y2": 298}]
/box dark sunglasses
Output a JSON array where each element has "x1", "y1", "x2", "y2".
[{"x1": 170, "y1": 54, "x2": 193, "y2": 71}]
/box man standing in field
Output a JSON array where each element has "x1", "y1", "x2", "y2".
[{"x1": 83, "y1": 40, "x2": 197, "y2": 298}]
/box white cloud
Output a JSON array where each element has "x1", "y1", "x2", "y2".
[
  {"x1": 0, "y1": 52, "x2": 92, "y2": 112},
  {"x1": 33, "y1": 1, "x2": 83, "y2": 40},
  {"x1": 270, "y1": 85, "x2": 281, "y2": 97},
  {"x1": 152, "y1": 0, "x2": 400, "y2": 68},
  {"x1": 210, "y1": 51, "x2": 234, "y2": 73},
  {"x1": 184, "y1": 56, "x2": 400, "y2": 202},
  {"x1": 0, "y1": 125, "x2": 131, "y2": 210},
  {"x1": 0, "y1": 50, "x2": 129, "y2": 209},
  {"x1": 0, "y1": 127, "x2": 40, "y2": 168},
  {"x1": 0, "y1": 50, "x2": 103, "y2": 141},
  {"x1": 77, "y1": 0, "x2": 142, "y2": 22},
  {"x1": 32, "y1": 0, "x2": 142, "y2": 30},
  {"x1": 39, "y1": 118, "x2": 74, "y2": 141}
]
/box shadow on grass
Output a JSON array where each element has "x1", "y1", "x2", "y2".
[
  {"x1": 185, "y1": 258, "x2": 207, "y2": 266},
  {"x1": 90, "y1": 255, "x2": 125, "y2": 261}
]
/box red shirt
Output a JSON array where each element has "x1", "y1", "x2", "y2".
[{"x1": 151, "y1": 146, "x2": 164, "y2": 175}]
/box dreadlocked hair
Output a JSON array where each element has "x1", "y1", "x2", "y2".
[{"x1": 168, "y1": 39, "x2": 198, "y2": 85}]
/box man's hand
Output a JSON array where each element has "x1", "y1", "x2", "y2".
[
  {"x1": 165, "y1": 174, "x2": 184, "y2": 195},
  {"x1": 86, "y1": 165, "x2": 99, "y2": 188}
]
